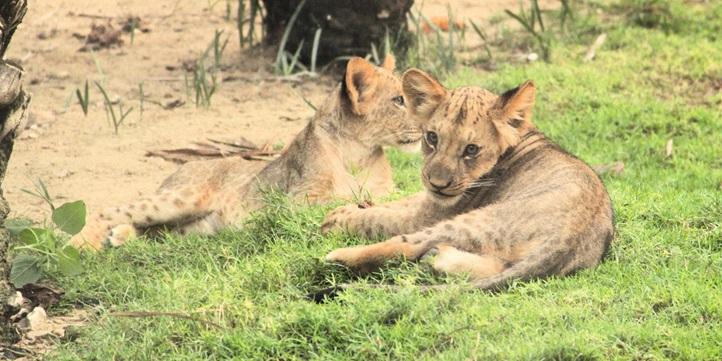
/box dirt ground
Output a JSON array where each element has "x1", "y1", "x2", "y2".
[{"x1": 5, "y1": 0, "x2": 541, "y2": 222}]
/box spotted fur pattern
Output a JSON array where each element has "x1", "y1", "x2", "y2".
[
  {"x1": 70, "y1": 57, "x2": 421, "y2": 251},
  {"x1": 323, "y1": 69, "x2": 614, "y2": 290}
]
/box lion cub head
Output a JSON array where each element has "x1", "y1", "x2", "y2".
[
  {"x1": 401, "y1": 68, "x2": 537, "y2": 202},
  {"x1": 337, "y1": 56, "x2": 422, "y2": 147}
]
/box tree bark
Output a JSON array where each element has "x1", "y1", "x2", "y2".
[
  {"x1": 261, "y1": 0, "x2": 414, "y2": 65},
  {"x1": 0, "y1": 0, "x2": 29, "y2": 346}
]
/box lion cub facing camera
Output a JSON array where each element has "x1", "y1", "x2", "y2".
[{"x1": 323, "y1": 69, "x2": 614, "y2": 290}]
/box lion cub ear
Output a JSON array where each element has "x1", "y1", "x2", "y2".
[
  {"x1": 344, "y1": 57, "x2": 378, "y2": 116},
  {"x1": 402, "y1": 68, "x2": 447, "y2": 121},
  {"x1": 381, "y1": 53, "x2": 396, "y2": 71},
  {"x1": 493, "y1": 80, "x2": 536, "y2": 148}
]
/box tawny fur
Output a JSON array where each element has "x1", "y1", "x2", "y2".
[
  {"x1": 70, "y1": 57, "x2": 421, "y2": 251},
  {"x1": 323, "y1": 69, "x2": 614, "y2": 290}
]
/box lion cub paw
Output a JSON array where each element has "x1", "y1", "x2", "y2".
[
  {"x1": 325, "y1": 247, "x2": 355, "y2": 264},
  {"x1": 321, "y1": 204, "x2": 365, "y2": 234},
  {"x1": 107, "y1": 224, "x2": 137, "y2": 247},
  {"x1": 68, "y1": 220, "x2": 110, "y2": 252}
]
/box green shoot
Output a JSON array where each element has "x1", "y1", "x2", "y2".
[
  {"x1": 274, "y1": 0, "x2": 307, "y2": 74},
  {"x1": 21, "y1": 178, "x2": 55, "y2": 211},
  {"x1": 310, "y1": 27, "x2": 322, "y2": 74},
  {"x1": 75, "y1": 79, "x2": 90, "y2": 116},
  {"x1": 95, "y1": 81, "x2": 133, "y2": 134}
]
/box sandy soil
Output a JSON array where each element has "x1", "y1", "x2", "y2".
[{"x1": 5, "y1": 0, "x2": 542, "y2": 222}]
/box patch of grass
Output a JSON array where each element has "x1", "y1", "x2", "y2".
[
  {"x1": 184, "y1": 30, "x2": 228, "y2": 108},
  {"x1": 236, "y1": 0, "x2": 263, "y2": 50},
  {"x1": 47, "y1": 4, "x2": 722, "y2": 360},
  {"x1": 75, "y1": 80, "x2": 90, "y2": 117},
  {"x1": 403, "y1": 7, "x2": 464, "y2": 79},
  {"x1": 95, "y1": 81, "x2": 133, "y2": 135}
]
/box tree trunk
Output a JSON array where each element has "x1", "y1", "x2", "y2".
[
  {"x1": 261, "y1": 0, "x2": 414, "y2": 65},
  {"x1": 0, "y1": 0, "x2": 29, "y2": 346}
]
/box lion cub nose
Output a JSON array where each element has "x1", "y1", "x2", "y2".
[{"x1": 428, "y1": 177, "x2": 453, "y2": 190}]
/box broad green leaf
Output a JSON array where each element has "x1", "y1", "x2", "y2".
[
  {"x1": 10, "y1": 254, "x2": 43, "y2": 288},
  {"x1": 57, "y1": 246, "x2": 83, "y2": 276},
  {"x1": 51, "y1": 201, "x2": 86, "y2": 235},
  {"x1": 5, "y1": 218, "x2": 32, "y2": 236},
  {"x1": 18, "y1": 227, "x2": 52, "y2": 246}
]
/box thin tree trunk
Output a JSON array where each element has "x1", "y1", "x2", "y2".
[
  {"x1": 261, "y1": 0, "x2": 414, "y2": 65},
  {"x1": 0, "y1": 0, "x2": 29, "y2": 345}
]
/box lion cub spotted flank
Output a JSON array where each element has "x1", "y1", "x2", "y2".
[
  {"x1": 323, "y1": 69, "x2": 614, "y2": 289},
  {"x1": 70, "y1": 56, "x2": 421, "y2": 251}
]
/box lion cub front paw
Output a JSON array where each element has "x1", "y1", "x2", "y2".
[
  {"x1": 321, "y1": 204, "x2": 366, "y2": 234},
  {"x1": 107, "y1": 224, "x2": 137, "y2": 247},
  {"x1": 68, "y1": 220, "x2": 110, "y2": 252}
]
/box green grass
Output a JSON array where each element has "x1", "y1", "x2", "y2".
[{"x1": 44, "y1": 3, "x2": 722, "y2": 360}]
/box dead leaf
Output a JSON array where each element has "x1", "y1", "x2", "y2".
[
  {"x1": 163, "y1": 99, "x2": 185, "y2": 109},
  {"x1": 79, "y1": 23, "x2": 123, "y2": 52},
  {"x1": 19, "y1": 282, "x2": 64, "y2": 309},
  {"x1": 17, "y1": 307, "x2": 88, "y2": 343},
  {"x1": 119, "y1": 16, "x2": 150, "y2": 33},
  {"x1": 146, "y1": 137, "x2": 280, "y2": 164},
  {"x1": 665, "y1": 139, "x2": 673, "y2": 158},
  {"x1": 593, "y1": 161, "x2": 624, "y2": 176}
]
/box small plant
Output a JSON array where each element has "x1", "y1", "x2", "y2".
[
  {"x1": 236, "y1": 0, "x2": 263, "y2": 50},
  {"x1": 469, "y1": 20, "x2": 493, "y2": 61},
  {"x1": 310, "y1": 27, "x2": 322, "y2": 74},
  {"x1": 185, "y1": 58, "x2": 218, "y2": 108},
  {"x1": 504, "y1": 0, "x2": 575, "y2": 62},
  {"x1": 21, "y1": 178, "x2": 54, "y2": 211},
  {"x1": 405, "y1": 7, "x2": 461, "y2": 78},
  {"x1": 10, "y1": 183, "x2": 86, "y2": 288},
  {"x1": 96, "y1": 81, "x2": 133, "y2": 134},
  {"x1": 75, "y1": 80, "x2": 90, "y2": 116},
  {"x1": 619, "y1": 0, "x2": 682, "y2": 33},
  {"x1": 274, "y1": 0, "x2": 307, "y2": 75},
  {"x1": 206, "y1": 29, "x2": 229, "y2": 71},
  {"x1": 90, "y1": 48, "x2": 106, "y2": 84}
]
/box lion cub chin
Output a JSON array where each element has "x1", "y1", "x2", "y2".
[
  {"x1": 70, "y1": 56, "x2": 421, "y2": 251},
  {"x1": 323, "y1": 68, "x2": 614, "y2": 291}
]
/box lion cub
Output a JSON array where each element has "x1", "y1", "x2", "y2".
[
  {"x1": 323, "y1": 69, "x2": 614, "y2": 290},
  {"x1": 71, "y1": 57, "x2": 421, "y2": 251}
]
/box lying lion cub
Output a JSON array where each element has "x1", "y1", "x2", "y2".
[
  {"x1": 323, "y1": 69, "x2": 614, "y2": 290},
  {"x1": 71, "y1": 56, "x2": 421, "y2": 251}
]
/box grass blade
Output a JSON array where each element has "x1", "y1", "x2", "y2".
[
  {"x1": 310, "y1": 27, "x2": 322, "y2": 73},
  {"x1": 274, "y1": 0, "x2": 307, "y2": 72}
]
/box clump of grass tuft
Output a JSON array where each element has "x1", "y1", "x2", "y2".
[
  {"x1": 618, "y1": 0, "x2": 684, "y2": 33},
  {"x1": 273, "y1": 0, "x2": 307, "y2": 76},
  {"x1": 183, "y1": 30, "x2": 228, "y2": 108},
  {"x1": 95, "y1": 81, "x2": 133, "y2": 135},
  {"x1": 75, "y1": 79, "x2": 90, "y2": 116},
  {"x1": 403, "y1": 6, "x2": 464, "y2": 79},
  {"x1": 504, "y1": 0, "x2": 575, "y2": 62},
  {"x1": 236, "y1": 0, "x2": 263, "y2": 51},
  {"x1": 184, "y1": 58, "x2": 218, "y2": 108}
]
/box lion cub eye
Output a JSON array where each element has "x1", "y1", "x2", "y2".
[
  {"x1": 463, "y1": 144, "x2": 480, "y2": 158},
  {"x1": 425, "y1": 131, "x2": 438, "y2": 147},
  {"x1": 392, "y1": 95, "x2": 405, "y2": 107}
]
